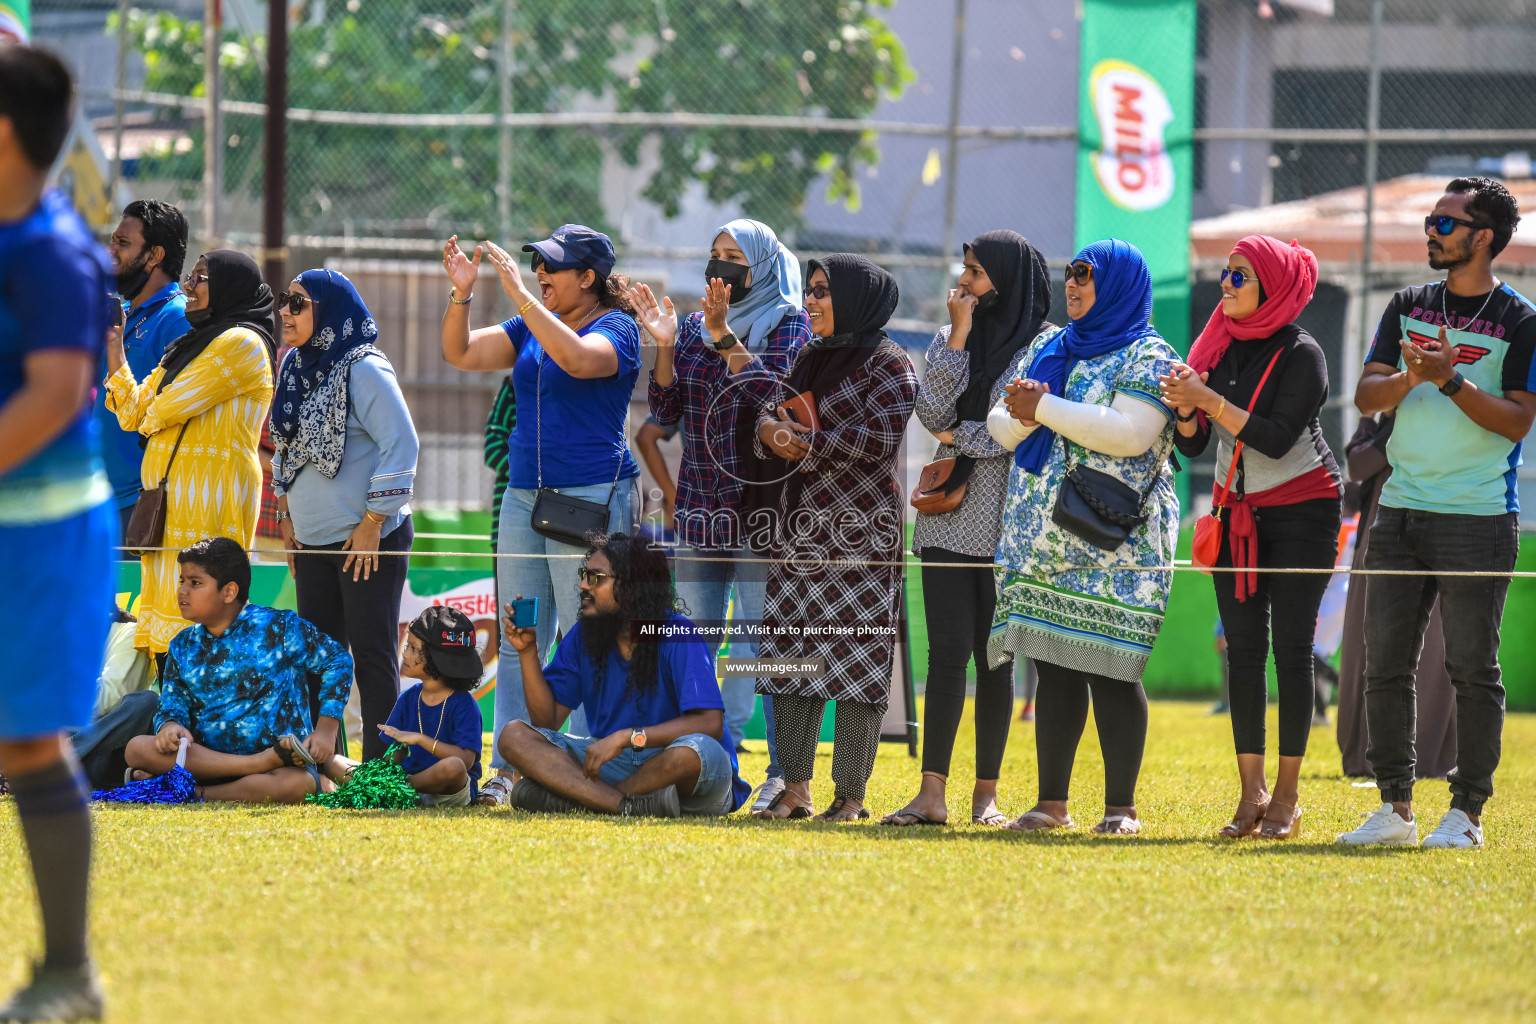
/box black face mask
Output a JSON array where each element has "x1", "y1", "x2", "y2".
[
  {"x1": 705, "y1": 258, "x2": 753, "y2": 305},
  {"x1": 115, "y1": 255, "x2": 151, "y2": 301},
  {"x1": 184, "y1": 304, "x2": 213, "y2": 326},
  {"x1": 973, "y1": 289, "x2": 1002, "y2": 315}
]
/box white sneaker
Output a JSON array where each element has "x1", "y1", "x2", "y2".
[
  {"x1": 749, "y1": 776, "x2": 786, "y2": 814},
  {"x1": 1421, "y1": 808, "x2": 1484, "y2": 849},
  {"x1": 1336, "y1": 803, "x2": 1419, "y2": 846}
]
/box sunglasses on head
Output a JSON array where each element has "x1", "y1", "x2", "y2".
[
  {"x1": 1426, "y1": 214, "x2": 1485, "y2": 237},
  {"x1": 1065, "y1": 262, "x2": 1093, "y2": 286},
  {"x1": 1220, "y1": 268, "x2": 1254, "y2": 290},
  {"x1": 804, "y1": 283, "x2": 831, "y2": 300},
  {"x1": 275, "y1": 291, "x2": 313, "y2": 315}
]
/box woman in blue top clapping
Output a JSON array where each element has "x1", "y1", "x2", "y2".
[
  {"x1": 440, "y1": 225, "x2": 641, "y2": 806},
  {"x1": 273, "y1": 268, "x2": 420, "y2": 763}
]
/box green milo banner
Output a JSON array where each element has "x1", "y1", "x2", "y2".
[
  {"x1": 0, "y1": 0, "x2": 28, "y2": 41},
  {"x1": 1074, "y1": 0, "x2": 1196, "y2": 353}
]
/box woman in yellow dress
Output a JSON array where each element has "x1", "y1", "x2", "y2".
[{"x1": 105, "y1": 249, "x2": 276, "y2": 655}]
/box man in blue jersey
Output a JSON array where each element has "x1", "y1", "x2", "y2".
[
  {"x1": 103, "y1": 200, "x2": 188, "y2": 529},
  {"x1": 0, "y1": 45, "x2": 117, "y2": 1021},
  {"x1": 1343, "y1": 177, "x2": 1535, "y2": 850}
]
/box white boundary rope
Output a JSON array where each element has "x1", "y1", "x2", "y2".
[{"x1": 113, "y1": 545, "x2": 1536, "y2": 577}]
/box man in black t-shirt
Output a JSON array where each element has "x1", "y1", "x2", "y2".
[{"x1": 1344, "y1": 177, "x2": 1535, "y2": 850}]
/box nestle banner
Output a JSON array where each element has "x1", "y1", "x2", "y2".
[{"x1": 1074, "y1": 0, "x2": 1196, "y2": 352}]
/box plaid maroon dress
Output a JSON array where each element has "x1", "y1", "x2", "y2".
[{"x1": 757, "y1": 337, "x2": 917, "y2": 705}]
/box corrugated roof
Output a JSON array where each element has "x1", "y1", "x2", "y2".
[{"x1": 1191, "y1": 174, "x2": 1536, "y2": 269}]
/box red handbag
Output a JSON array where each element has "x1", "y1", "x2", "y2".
[{"x1": 1190, "y1": 348, "x2": 1283, "y2": 574}]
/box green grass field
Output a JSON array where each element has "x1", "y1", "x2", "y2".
[{"x1": 3, "y1": 700, "x2": 1533, "y2": 1023}]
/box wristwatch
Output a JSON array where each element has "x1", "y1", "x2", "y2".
[
  {"x1": 710, "y1": 330, "x2": 740, "y2": 353},
  {"x1": 1439, "y1": 372, "x2": 1466, "y2": 397},
  {"x1": 630, "y1": 727, "x2": 648, "y2": 750}
]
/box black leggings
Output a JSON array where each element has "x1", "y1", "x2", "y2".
[
  {"x1": 1035, "y1": 661, "x2": 1148, "y2": 807},
  {"x1": 1215, "y1": 498, "x2": 1339, "y2": 758},
  {"x1": 772, "y1": 694, "x2": 883, "y2": 802},
  {"x1": 919, "y1": 549, "x2": 1013, "y2": 779},
  {"x1": 294, "y1": 516, "x2": 413, "y2": 762}
]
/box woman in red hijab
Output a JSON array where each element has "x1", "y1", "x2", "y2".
[{"x1": 1160, "y1": 235, "x2": 1342, "y2": 841}]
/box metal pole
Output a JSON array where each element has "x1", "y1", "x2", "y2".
[
  {"x1": 109, "y1": 0, "x2": 129, "y2": 204},
  {"x1": 202, "y1": 0, "x2": 223, "y2": 246},
  {"x1": 939, "y1": 0, "x2": 967, "y2": 266},
  {"x1": 497, "y1": 0, "x2": 515, "y2": 242},
  {"x1": 1356, "y1": 0, "x2": 1384, "y2": 358},
  {"x1": 262, "y1": 0, "x2": 288, "y2": 287}
]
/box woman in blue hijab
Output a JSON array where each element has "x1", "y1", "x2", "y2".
[
  {"x1": 983, "y1": 239, "x2": 1180, "y2": 836},
  {"x1": 627, "y1": 218, "x2": 811, "y2": 812},
  {"x1": 272, "y1": 268, "x2": 420, "y2": 763}
]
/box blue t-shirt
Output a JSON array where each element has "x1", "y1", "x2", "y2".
[
  {"x1": 98, "y1": 283, "x2": 188, "y2": 508},
  {"x1": 0, "y1": 190, "x2": 113, "y2": 497},
  {"x1": 381, "y1": 683, "x2": 484, "y2": 800},
  {"x1": 543, "y1": 612, "x2": 749, "y2": 810},
  {"x1": 499, "y1": 308, "x2": 640, "y2": 488},
  {"x1": 1368, "y1": 281, "x2": 1536, "y2": 515}
]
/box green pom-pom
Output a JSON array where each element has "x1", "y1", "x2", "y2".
[{"x1": 305, "y1": 744, "x2": 419, "y2": 809}]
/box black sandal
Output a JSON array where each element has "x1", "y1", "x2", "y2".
[
  {"x1": 756, "y1": 790, "x2": 812, "y2": 819},
  {"x1": 815, "y1": 796, "x2": 870, "y2": 822}
]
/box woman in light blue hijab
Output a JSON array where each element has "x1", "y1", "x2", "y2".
[{"x1": 628, "y1": 218, "x2": 811, "y2": 811}]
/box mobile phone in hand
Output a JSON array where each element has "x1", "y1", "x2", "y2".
[
  {"x1": 507, "y1": 597, "x2": 538, "y2": 628},
  {"x1": 110, "y1": 293, "x2": 125, "y2": 328}
]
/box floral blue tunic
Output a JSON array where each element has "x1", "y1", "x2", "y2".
[{"x1": 987, "y1": 327, "x2": 1180, "y2": 681}]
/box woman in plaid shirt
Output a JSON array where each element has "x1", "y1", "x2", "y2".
[{"x1": 629, "y1": 219, "x2": 810, "y2": 812}]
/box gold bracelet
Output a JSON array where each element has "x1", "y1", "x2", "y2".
[
  {"x1": 517, "y1": 297, "x2": 538, "y2": 317},
  {"x1": 431, "y1": 740, "x2": 438, "y2": 756},
  {"x1": 1214, "y1": 397, "x2": 1227, "y2": 420},
  {"x1": 365, "y1": 510, "x2": 386, "y2": 524}
]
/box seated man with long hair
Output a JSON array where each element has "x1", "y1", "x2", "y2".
[{"x1": 497, "y1": 533, "x2": 749, "y2": 817}]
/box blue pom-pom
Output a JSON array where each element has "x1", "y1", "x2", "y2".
[{"x1": 91, "y1": 765, "x2": 202, "y2": 804}]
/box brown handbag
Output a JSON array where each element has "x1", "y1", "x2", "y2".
[
  {"x1": 910, "y1": 456, "x2": 968, "y2": 515},
  {"x1": 123, "y1": 422, "x2": 188, "y2": 557}
]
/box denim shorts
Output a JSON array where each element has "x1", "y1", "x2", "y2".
[{"x1": 534, "y1": 727, "x2": 737, "y2": 815}]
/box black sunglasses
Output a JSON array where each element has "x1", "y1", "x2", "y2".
[
  {"x1": 1426, "y1": 215, "x2": 1485, "y2": 237},
  {"x1": 804, "y1": 283, "x2": 831, "y2": 300},
  {"x1": 1220, "y1": 268, "x2": 1254, "y2": 290},
  {"x1": 276, "y1": 291, "x2": 313, "y2": 315},
  {"x1": 578, "y1": 567, "x2": 614, "y2": 587},
  {"x1": 1065, "y1": 262, "x2": 1093, "y2": 286}
]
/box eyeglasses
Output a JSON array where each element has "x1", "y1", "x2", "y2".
[
  {"x1": 1425, "y1": 215, "x2": 1485, "y2": 237},
  {"x1": 578, "y1": 567, "x2": 614, "y2": 587},
  {"x1": 1220, "y1": 268, "x2": 1253, "y2": 290},
  {"x1": 276, "y1": 291, "x2": 312, "y2": 315},
  {"x1": 1065, "y1": 263, "x2": 1093, "y2": 286},
  {"x1": 804, "y1": 283, "x2": 831, "y2": 300},
  {"x1": 183, "y1": 272, "x2": 208, "y2": 289}
]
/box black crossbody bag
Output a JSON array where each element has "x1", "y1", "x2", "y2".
[
  {"x1": 529, "y1": 352, "x2": 623, "y2": 546},
  {"x1": 1051, "y1": 440, "x2": 1157, "y2": 552}
]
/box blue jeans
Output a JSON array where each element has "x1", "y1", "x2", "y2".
[
  {"x1": 491, "y1": 480, "x2": 637, "y2": 769},
  {"x1": 533, "y1": 727, "x2": 737, "y2": 815},
  {"x1": 673, "y1": 544, "x2": 778, "y2": 779}
]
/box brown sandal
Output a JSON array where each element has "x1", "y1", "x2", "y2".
[
  {"x1": 1257, "y1": 801, "x2": 1302, "y2": 840},
  {"x1": 1218, "y1": 796, "x2": 1272, "y2": 839}
]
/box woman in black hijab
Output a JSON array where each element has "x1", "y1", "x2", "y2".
[
  {"x1": 750, "y1": 254, "x2": 918, "y2": 822},
  {"x1": 885, "y1": 230, "x2": 1052, "y2": 827},
  {"x1": 104, "y1": 249, "x2": 276, "y2": 658}
]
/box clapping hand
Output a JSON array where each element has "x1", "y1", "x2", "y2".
[
  {"x1": 701, "y1": 278, "x2": 734, "y2": 345},
  {"x1": 1402, "y1": 325, "x2": 1457, "y2": 387},
  {"x1": 1003, "y1": 379, "x2": 1050, "y2": 425},
  {"x1": 483, "y1": 241, "x2": 534, "y2": 304},
  {"x1": 1158, "y1": 362, "x2": 1211, "y2": 416},
  {"x1": 442, "y1": 235, "x2": 482, "y2": 298},
  {"x1": 629, "y1": 283, "x2": 678, "y2": 346}
]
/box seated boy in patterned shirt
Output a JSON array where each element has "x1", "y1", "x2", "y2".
[{"x1": 124, "y1": 537, "x2": 353, "y2": 803}]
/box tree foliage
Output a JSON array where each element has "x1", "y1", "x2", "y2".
[{"x1": 122, "y1": 0, "x2": 911, "y2": 239}]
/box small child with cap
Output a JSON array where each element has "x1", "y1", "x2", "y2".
[{"x1": 326, "y1": 605, "x2": 485, "y2": 806}]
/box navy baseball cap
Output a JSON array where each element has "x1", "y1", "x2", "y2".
[
  {"x1": 408, "y1": 605, "x2": 485, "y2": 680},
  {"x1": 522, "y1": 224, "x2": 616, "y2": 277}
]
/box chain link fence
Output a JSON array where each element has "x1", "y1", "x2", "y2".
[{"x1": 31, "y1": 0, "x2": 1536, "y2": 509}]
